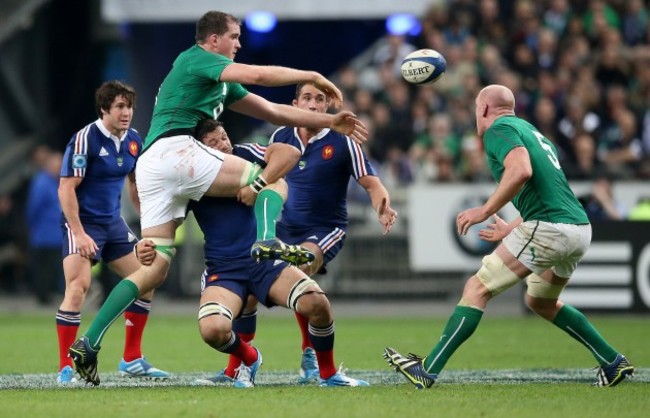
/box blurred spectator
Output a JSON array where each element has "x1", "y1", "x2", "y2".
[
  {"x1": 564, "y1": 132, "x2": 602, "y2": 179},
  {"x1": 597, "y1": 109, "x2": 644, "y2": 177},
  {"x1": 543, "y1": 0, "x2": 572, "y2": 36},
  {"x1": 579, "y1": 174, "x2": 627, "y2": 220},
  {"x1": 621, "y1": 0, "x2": 649, "y2": 46},
  {"x1": 372, "y1": 34, "x2": 416, "y2": 79},
  {"x1": 25, "y1": 148, "x2": 64, "y2": 304}
]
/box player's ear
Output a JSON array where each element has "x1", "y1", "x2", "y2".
[{"x1": 483, "y1": 104, "x2": 488, "y2": 118}]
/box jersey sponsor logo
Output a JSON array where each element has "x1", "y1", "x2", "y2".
[
  {"x1": 322, "y1": 145, "x2": 334, "y2": 160},
  {"x1": 128, "y1": 141, "x2": 139, "y2": 157},
  {"x1": 72, "y1": 154, "x2": 87, "y2": 169},
  {"x1": 117, "y1": 156, "x2": 124, "y2": 167},
  {"x1": 299, "y1": 161, "x2": 307, "y2": 170},
  {"x1": 99, "y1": 147, "x2": 109, "y2": 156},
  {"x1": 207, "y1": 274, "x2": 219, "y2": 283}
]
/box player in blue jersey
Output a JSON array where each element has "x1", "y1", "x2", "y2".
[
  {"x1": 140, "y1": 119, "x2": 367, "y2": 387},
  {"x1": 69, "y1": 11, "x2": 368, "y2": 385},
  {"x1": 56, "y1": 81, "x2": 169, "y2": 384},
  {"x1": 215, "y1": 82, "x2": 398, "y2": 383}
]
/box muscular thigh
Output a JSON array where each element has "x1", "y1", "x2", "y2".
[
  {"x1": 502, "y1": 221, "x2": 590, "y2": 277},
  {"x1": 137, "y1": 135, "x2": 225, "y2": 229},
  {"x1": 204, "y1": 153, "x2": 255, "y2": 197}
]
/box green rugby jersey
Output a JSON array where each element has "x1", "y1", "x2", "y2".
[
  {"x1": 144, "y1": 45, "x2": 249, "y2": 150},
  {"x1": 483, "y1": 115, "x2": 589, "y2": 224}
]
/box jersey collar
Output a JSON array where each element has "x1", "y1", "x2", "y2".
[
  {"x1": 95, "y1": 119, "x2": 128, "y2": 150},
  {"x1": 293, "y1": 127, "x2": 330, "y2": 150}
]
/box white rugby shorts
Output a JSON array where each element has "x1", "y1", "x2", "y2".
[
  {"x1": 502, "y1": 221, "x2": 592, "y2": 278},
  {"x1": 136, "y1": 135, "x2": 224, "y2": 229}
]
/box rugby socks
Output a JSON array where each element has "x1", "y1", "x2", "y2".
[
  {"x1": 424, "y1": 305, "x2": 484, "y2": 375},
  {"x1": 218, "y1": 332, "x2": 259, "y2": 366},
  {"x1": 295, "y1": 312, "x2": 313, "y2": 351},
  {"x1": 309, "y1": 322, "x2": 337, "y2": 379},
  {"x1": 254, "y1": 189, "x2": 284, "y2": 240},
  {"x1": 56, "y1": 310, "x2": 80, "y2": 369},
  {"x1": 225, "y1": 310, "x2": 257, "y2": 378},
  {"x1": 85, "y1": 279, "x2": 139, "y2": 349},
  {"x1": 123, "y1": 298, "x2": 151, "y2": 362},
  {"x1": 552, "y1": 304, "x2": 619, "y2": 366}
]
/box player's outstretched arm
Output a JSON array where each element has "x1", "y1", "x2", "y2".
[
  {"x1": 221, "y1": 64, "x2": 343, "y2": 108},
  {"x1": 229, "y1": 94, "x2": 367, "y2": 143}
]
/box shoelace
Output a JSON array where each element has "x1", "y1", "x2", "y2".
[{"x1": 235, "y1": 364, "x2": 252, "y2": 382}]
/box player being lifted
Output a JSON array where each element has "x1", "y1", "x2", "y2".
[{"x1": 68, "y1": 10, "x2": 367, "y2": 385}]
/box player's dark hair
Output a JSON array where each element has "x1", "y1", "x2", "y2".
[
  {"x1": 195, "y1": 119, "x2": 223, "y2": 141},
  {"x1": 196, "y1": 11, "x2": 240, "y2": 43},
  {"x1": 95, "y1": 80, "x2": 136, "y2": 119}
]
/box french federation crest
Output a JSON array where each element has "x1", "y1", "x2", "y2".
[
  {"x1": 322, "y1": 145, "x2": 334, "y2": 160},
  {"x1": 128, "y1": 141, "x2": 139, "y2": 157}
]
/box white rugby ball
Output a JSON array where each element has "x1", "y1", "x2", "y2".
[{"x1": 400, "y1": 49, "x2": 447, "y2": 85}]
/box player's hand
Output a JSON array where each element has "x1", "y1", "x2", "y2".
[
  {"x1": 377, "y1": 197, "x2": 398, "y2": 235},
  {"x1": 331, "y1": 111, "x2": 368, "y2": 144},
  {"x1": 313, "y1": 74, "x2": 343, "y2": 109},
  {"x1": 237, "y1": 186, "x2": 258, "y2": 206},
  {"x1": 456, "y1": 206, "x2": 490, "y2": 236},
  {"x1": 135, "y1": 239, "x2": 157, "y2": 266},
  {"x1": 74, "y1": 231, "x2": 99, "y2": 259},
  {"x1": 478, "y1": 214, "x2": 509, "y2": 242}
]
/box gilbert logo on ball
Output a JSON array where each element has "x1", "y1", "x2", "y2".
[{"x1": 400, "y1": 49, "x2": 447, "y2": 85}]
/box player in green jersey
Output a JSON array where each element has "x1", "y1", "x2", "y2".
[
  {"x1": 68, "y1": 10, "x2": 367, "y2": 386},
  {"x1": 384, "y1": 85, "x2": 634, "y2": 388}
]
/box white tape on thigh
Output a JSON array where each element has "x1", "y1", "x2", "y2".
[
  {"x1": 476, "y1": 252, "x2": 521, "y2": 296},
  {"x1": 198, "y1": 302, "x2": 233, "y2": 321},
  {"x1": 148, "y1": 237, "x2": 176, "y2": 263},
  {"x1": 287, "y1": 277, "x2": 320, "y2": 311},
  {"x1": 526, "y1": 274, "x2": 565, "y2": 299}
]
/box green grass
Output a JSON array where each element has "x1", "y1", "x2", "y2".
[{"x1": 1, "y1": 312, "x2": 648, "y2": 418}]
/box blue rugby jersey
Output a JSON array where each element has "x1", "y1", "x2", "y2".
[
  {"x1": 269, "y1": 127, "x2": 377, "y2": 229},
  {"x1": 188, "y1": 143, "x2": 266, "y2": 261},
  {"x1": 60, "y1": 120, "x2": 141, "y2": 224}
]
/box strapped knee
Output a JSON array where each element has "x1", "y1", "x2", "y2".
[
  {"x1": 241, "y1": 162, "x2": 265, "y2": 192},
  {"x1": 476, "y1": 252, "x2": 520, "y2": 296},
  {"x1": 148, "y1": 238, "x2": 177, "y2": 263},
  {"x1": 198, "y1": 302, "x2": 233, "y2": 321},
  {"x1": 526, "y1": 274, "x2": 565, "y2": 299},
  {"x1": 287, "y1": 277, "x2": 323, "y2": 311}
]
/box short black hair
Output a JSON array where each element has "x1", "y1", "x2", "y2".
[
  {"x1": 195, "y1": 119, "x2": 223, "y2": 140},
  {"x1": 195, "y1": 11, "x2": 240, "y2": 43}
]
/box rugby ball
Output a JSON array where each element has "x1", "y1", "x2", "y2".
[{"x1": 400, "y1": 49, "x2": 447, "y2": 85}]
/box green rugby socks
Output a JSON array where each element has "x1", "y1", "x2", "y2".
[
  {"x1": 424, "y1": 305, "x2": 484, "y2": 375},
  {"x1": 85, "y1": 279, "x2": 139, "y2": 349},
  {"x1": 255, "y1": 189, "x2": 284, "y2": 240},
  {"x1": 552, "y1": 304, "x2": 618, "y2": 366}
]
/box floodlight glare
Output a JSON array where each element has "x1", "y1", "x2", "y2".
[{"x1": 245, "y1": 11, "x2": 277, "y2": 33}]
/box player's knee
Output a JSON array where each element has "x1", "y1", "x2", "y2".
[
  {"x1": 475, "y1": 252, "x2": 521, "y2": 297},
  {"x1": 287, "y1": 277, "x2": 327, "y2": 311},
  {"x1": 297, "y1": 292, "x2": 331, "y2": 322},
  {"x1": 198, "y1": 302, "x2": 233, "y2": 345},
  {"x1": 525, "y1": 274, "x2": 564, "y2": 319},
  {"x1": 262, "y1": 178, "x2": 288, "y2": 200},
  {"x1": 147, "y1": 237, "x2": 177, "y2": 264}
]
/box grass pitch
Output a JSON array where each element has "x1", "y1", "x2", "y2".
[{"x1": 0, "y1": 310, "x2": 648, "y2": 418}]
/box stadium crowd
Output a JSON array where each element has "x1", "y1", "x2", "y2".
[
  {"x1": 2, "y1": 0, "x2": 650, "y2": 301},
  {"x1": 330, "y1": 0, "x2": 650, "y2": 186}
]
